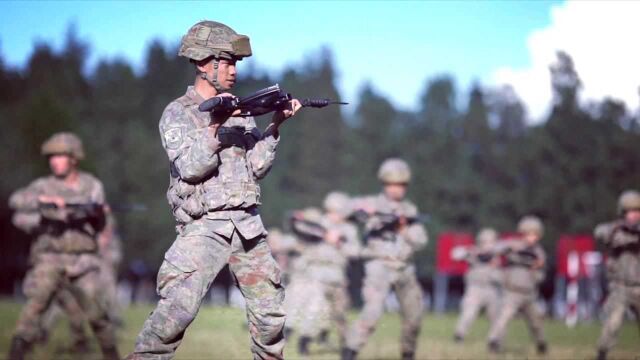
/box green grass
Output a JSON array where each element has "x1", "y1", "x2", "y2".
[{"x1": 0, "y1": 299, "x2": 638, "y2": 359}]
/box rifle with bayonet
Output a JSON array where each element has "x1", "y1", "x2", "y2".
[{"x1": 198, "y1": 83, "x2": 348, "y2": 116}]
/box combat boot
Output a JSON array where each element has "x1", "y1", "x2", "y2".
[
  {"x1": 536, "y1": 341, "x2": 548, "y2": 355},
  {"x1": 453, "y1": 333, "x2": 463, "y2": 343},
  {"x1": 317, "y1": 329, "x2": 329, "y2": 345},
  {"x1": 341, "y1": 347, "x2": 358, "y2": 360},
  {"x1": 487, "y1": 340, "x2": 500, "y2": 354},
  {"x1": 401, "y1": 351, "x2": 415, "y2": 360},
  {"x1": 298, "y1": 336, "x2": 312, "y2": 356},
  {"x1": 597, "y1": 349, "x2": 607, "y2": 360},
  {"x1": 8, "y1": 336, "x2": 31, "y2": 360}
]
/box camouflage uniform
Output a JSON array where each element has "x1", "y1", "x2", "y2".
[
  {"x1": 7, "y1": 133, "x2": 119, "y2": 360},
  {"x1": 129, "y1": 21, "x2": 285, "y2": 360},
  {"x1": 98, "y1": 214, "x2": 123, "y2": 325},
  {"x1": 594, "y1": 190, "x2": 640, "y2": 360},
  {"x1": 487, "y1": 216, "x2": 547, "y2": 354},
  {"x1": 453, "y1": 228, "x2": 502, "y2": 341},
  {"x1": 266, "y1": 228, "x2": 299, "y2": 286},
  {"x1": 344, "y1": 160, "x2": 428, "y2": 360}
]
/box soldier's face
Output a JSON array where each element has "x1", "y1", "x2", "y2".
[
  {"x1": 214, "y1": 59, "x2": 237, "y2": 90},
  {"x1": 625, "y1": 209, "x2": 640, "y2": 224},
  {"x1": 383, "y1": 183, "x2": 407, "y2": 201},
  {"x1": 524, "y1": 232, "x2": 540, "y2": 244},
  {"x1": 49, "y1": 154, "x2": 76, "y2": 177}
]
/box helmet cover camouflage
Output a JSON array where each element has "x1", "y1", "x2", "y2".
[
  {"x1": 41, "y1": 132, "x2": 85, "y2": 160},
  {"x1": 323, "y1": 191, "x2": 351, "y2": 217},
  {"x1": 476, "y1": 227, "x2": 498, "y2": 247},
  {"x1": 618, "y1": 189, "x2": 640, "y2": 215},
  {"x1": 517, "y1": 215, "x2": 544, "y2": 236},
  {"x1": 378, "y1": 158, "x2": 412, "y2": 183},
  {"x1": 179, "y1": 21, "x2": 252, "y2": 61}
]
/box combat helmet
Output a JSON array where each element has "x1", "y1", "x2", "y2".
[
  {"x1": 179, "y1": 20, "x2": 251, "y2": 92},
  {"x1": 41, "y1": 132, "x2": 85, "y2": 160},
  {"x1": 378, "y1": 158, "x2": 411, "y2": 184},
  {"x1": 323, "y1": 191, "x2": 351, "y2": 217},
  {"x1": 476, "y1": 227, "x2": 498, "y2": 248},
  {"x1": 618, "y1": 190, "x2": 640, "y2": 215},
  {"x1": 517, "y1": 215, "x2": 544, "y2": 237}
]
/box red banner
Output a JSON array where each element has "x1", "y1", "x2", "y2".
[
  {"x1": 436, "y1": 232, "x2": 474, "y2": 275},
  {"x1": 556, "y1": 234, "x2": 595, "y2": 278}
]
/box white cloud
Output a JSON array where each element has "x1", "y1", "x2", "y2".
[{"x1": 492, "y1": 1, "x2": 640, "y2": 122}]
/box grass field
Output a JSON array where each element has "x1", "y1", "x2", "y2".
[{"x1": 0, "y1": 299, "x2": 638, "y2": 359}]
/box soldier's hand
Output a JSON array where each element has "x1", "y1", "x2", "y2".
[
  {"x1": 325, "y1": 229, "x2": 342, "y2": 246},
  {"x1": 38, "y1": 195, "x2": 66, "y2": 209},
  {"x1": 210, "y1": 93, "x2": 241, "y2": 127},
  {"x1": 271, "y1": 99, "x2": 302, "y2": 127}
]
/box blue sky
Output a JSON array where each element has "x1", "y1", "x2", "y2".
[{"x1": 0, "y1": 0, "x2": 561, "y2": 112}]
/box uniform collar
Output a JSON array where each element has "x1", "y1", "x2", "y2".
[{"x1": 185, "y1": 86, "x2": 206, "y2": 105}]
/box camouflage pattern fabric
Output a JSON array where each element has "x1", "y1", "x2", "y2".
[
  {"x1": 594, "y1": 221, "x2": 640, "y2": 353},
  {"x1": 345, "y1": 193, "x2": 428, "y2": 355},
  {"x1": 487, "y1": 239, "x2": 546, "y2": 347},
  {"x1": 8, "y1": 172, "x2": 118, "y2": 357},
  {"x1": 129, "y1": 85, "x2": 284, "y2": 359},
  {"x1": 454, "y1": 249, "x2": 502, "y2": 338}
]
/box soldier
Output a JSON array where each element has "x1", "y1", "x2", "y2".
[
  {"x1": 319, "y1": 192, "x2": 361, "y2": 348},
  {"x1": 594, "y1": 190, "x2": 640, "y2": 360},
  {"x1": 452, "y1": 228, "x2": 502, "y2": 342},
  {"x1": 98, "y1": 212, "x2": 124, "y2": 326},
  {"x1": 126, "y1": 20, "x2": 301, "y2": 360},
  {"x1": 7, "y1": 132, "x2": 120, "y2": 360},
  {"x1": 266, "y1": 227, "x2": 299, "y2": 286},
  {"x1": 486, "y1": 215, "x2": 548, "y2": 355},
  {"x1": 342, "y1": 158, "x2": 428, "y2": 360}
]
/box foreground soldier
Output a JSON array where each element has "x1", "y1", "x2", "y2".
[
  {"x1": 343, "y1": 159, "x2": 428, "y2": 360},
  {"x1": 7, "y1": 132, "x2": 119, "y2": 360},
  {"x1": 487, "y1": 216, "x2": 548, "y2": 355},
  {"x1": 127, "y1": 20, "x2": 301, "y2": 360},
  {"x1": 594, "y1": 190, "x2": 640, "y2": 360},
  {"x1": 452, "y1": 228, "x2": 502, "y2": 342}
]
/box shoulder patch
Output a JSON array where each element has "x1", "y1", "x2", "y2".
[{"x1": 164, "y1": 127, "x2": 183, "y2": 150}]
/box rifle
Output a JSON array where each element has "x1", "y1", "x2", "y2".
[
  {"x1": 350, "y1": 209, "x2": 430, "y2": 234},
  {"x1": 198, "y1": 83, "x2": 348, "y2": 116}
]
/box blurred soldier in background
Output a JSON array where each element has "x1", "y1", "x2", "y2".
[
  {"x1": 342, "y1": 158, "x2": 428, "y2": 360},
  {"x1": 7, "y1": 132, "x2": 119, "y2": 360},
  {"x1": 594, "y1": 190, "x2": 640, "y2": 360},
  {"x1": 487, "y1": 215, "x2": 548, "y2": 355},
  {"x1": 319, "y1": 192, "x2": 361, "y2": 348},
  {"x1": 266, "y1": 227, "x2": 299, "y2": 285},
  {"x1": 98, "y1": 212, "x2": 123, "y2": 326},
  {"x1": 126, "y1": 20, "x2": 301, "y2": 360},
  {"x1": 451, "y1": 227, "x2": 502, "y2": 342}
]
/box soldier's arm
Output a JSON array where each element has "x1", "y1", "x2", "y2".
[
  {"x1": 594, "y1": 221, "x2": 617, "y2": 245},
  {"x1": 160, "y1": 102, "x2": 221, "y2": 183},
  {"x1": 8, "y1": 180, "x2": 43, "y2": 212},
  {"x1": 247, "y1": 121, "x2": 279, "y2": 180},
  {"x1": 402, "y1": 223, "x2": 428, "y2": 251}
]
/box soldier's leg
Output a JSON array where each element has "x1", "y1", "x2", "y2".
[
  {"x1": 13, "y1": 261, "x2": 63, "y2": 344},
  {"x1": 596, "y1": 284, "x2": 628, "y2": 356},
  {"x1": 486, "y1": 286, "x2": 501, "y2": 324},
  {"x1": 487, "y1": 291, "x2": 523, "y2": 350},
  {"x1": 395, "y1": 267, "x2": 424, "y2": 359},
  {"x1": 55, "y1": 289, "x2": 90, "y2": 351},
  {"x1": 454, "y1": 285, "x2": 483, "y2": 340},
  {"x1": 131, "y1": 229, "x2": 231, "y2": 360},
  {"x1": 521, "y1": 297, "x2": 547, "y2": 353},
  {"x1": 330, "y1": 284, "x2": 351, "y2": 346},
  {"x1": 71, "y1": 265, "x2": 119, "y2": 359},
  {"x1": 229, "y1": 231, "x2": 286, "y2": 360},
  {"x1": 345, "y1": 261, "x2": 393, "y2": 353}
]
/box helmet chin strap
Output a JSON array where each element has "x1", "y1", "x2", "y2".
[{"x1": 200, "y1": 58, "x2": 228, "y2": 93}]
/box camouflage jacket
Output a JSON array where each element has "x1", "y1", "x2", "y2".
[
  {"x1": 160, "y1": 86, "x2": 279, "y2": 239},
  {"x1": 594, "y1": 220, "x2": 640, "y2": 286},
  {"x1": 498, "y1": 239, "x2": 546, "y2": 293},
  {"x1": 352, "y1": 193, "x2": 428, "y2": 268},
  {"x1": 462, "y1": 248, "x2": 502, "y2": 286},
  {"x1": 9, "y1": 171, "x2": 106, "y2": 255}
]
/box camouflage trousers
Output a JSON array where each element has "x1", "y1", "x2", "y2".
[
  {"x1": 285, "y1": 275, "x2": 331, "y2": 338},
  {"x1": 454, "y1": 283, "x2": 500, "y2": 338},
  {"x1": 487, "y1": 289, "x2": 545, "y2": 346},
  {"x1": 39, "y1": 288, "x2": 89, "y2": 347},
  {"x1": 346, "y1": 260, "x2": 424, "y2": 354},
  {"x1": 14, "y1": 252, "x2": 117, "y2": 352},
  {"x1": 325, "y1": 283, "x2": 350, "y2": 345},
  {"x1": 129, "y1": 218, "x2": 285, "y2": 360},
  {"x1": 597, "y1": 282, "x2": 640, "y2": 352},
  {"x1": 100, "y1": 259, "x2": 122, "y2": 325}
]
